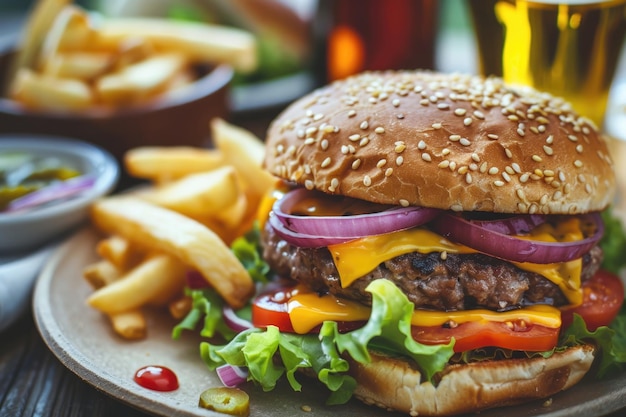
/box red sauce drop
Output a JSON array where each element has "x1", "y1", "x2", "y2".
[{"x1": 134, "y1": 365, "x2": 179, "y2": 392}]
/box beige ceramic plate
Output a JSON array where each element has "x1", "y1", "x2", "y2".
[{"x1": 33, "y1": 227, "x2": 626, "y2": 417}]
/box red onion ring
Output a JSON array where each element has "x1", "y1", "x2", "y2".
[
  {"x1": 469, "y1": 214, "x2": 547, "y2": 235},
  {"x1": 429, "y1": 212, "x2": 603, "y2": 264},
  {"x1": 271, "y1": 188, "x2": 439, "y2": 247},
  {"x1": 222, "y1": 305, "x2": 253, "y2": 333},
  {"x1": 268, "y1": 212, "x2": 353, "y2": 247},
  {"x1": 216, "y1": 364, "x2": 248, "y2": 387}
]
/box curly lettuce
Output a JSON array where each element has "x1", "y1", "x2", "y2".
[{"x1": 198, "y1": 279, "x2": 454, "y2": 404}]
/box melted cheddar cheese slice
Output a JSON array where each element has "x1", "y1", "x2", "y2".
[
  {"x1": 287, "y1": 286, "x2": 562, "y2": 334},
  {"x1": 328, "y1": 219, "x2": 584, "y2": 305}
]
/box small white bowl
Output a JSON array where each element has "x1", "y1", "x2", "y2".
[{"x1": 0, "y1": 135, "x2": 119, "y2": 253}]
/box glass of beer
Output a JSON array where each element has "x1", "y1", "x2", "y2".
[{"x1": 467, "y1": 0, "x2": 626, "y2": 128}]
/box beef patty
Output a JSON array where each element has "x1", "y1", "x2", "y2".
[{"x1": 262, "y1": 223, "x2": 603, "y2": 311}]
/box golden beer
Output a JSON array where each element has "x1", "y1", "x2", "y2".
[{"x1": 467, "y1": 0, "x2": 626, "y2": 126}]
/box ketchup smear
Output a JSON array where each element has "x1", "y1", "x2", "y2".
[{"x1": 134, "y1": 365, "x2": 179, "y2": 392}]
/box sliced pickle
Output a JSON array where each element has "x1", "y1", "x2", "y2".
[{"x1": 199, "y1": 387, "x2": 250, "y2": 417}]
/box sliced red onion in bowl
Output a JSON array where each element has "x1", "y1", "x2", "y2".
[
  {"x1": 271, "y1": 188, "x2": 440, "y2": 247},
  {"x1": 429, "y1": 212, "x2": 604, "y2": 264},
  {"x1": 5, "y1": 175, "x2": 96, "y2": 213},
  {"x1": 216, "y1": 364, "x2": 249, "y2": 387}
]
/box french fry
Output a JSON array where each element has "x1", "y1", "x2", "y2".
[
  {"x1": 11, "y1": 67, "x2": 93, "y2": 111},
  {"x1": 41, "y1": 52, "x2": 113, "y2": 80},
  {"x1": 83, "y1": 260, "x2": 121, "y2": 289},
  {"x1": 168, "y1": 296, "x2": 192, "y2": 320},
  {"x1": 96, "y1": 17, "x2": 257, "y2": 73},
  {"x1": 108, "y1": 310, "x2": 147, "y2": 340},
  {"x1": 90, "y1": 197, "x2": 254, "y2": 308},
  {"x1": 87, "y1": 253, "x2": 187, "y2": 314},
  {"x1": 38, "y1": 5, "x2": 96, "y2": 67},
  {"x1": 211, "y1": 118, "x2": 277, "y2": 198},
  {"x1": 96, "y1": 235, "x2": 144, "y2": 271},
  {"x1": 124, "y1": 146, "x2": 224, "y2": 182},
  {"x1": 1, "y1": 0, "x2": 71, "y2": 94},
  {"x1": 141, "y1": 166, "x2": 241, "y2": 220},
  {"x1": 94, "y1": 53, "x2": 187, "y2": 106}
]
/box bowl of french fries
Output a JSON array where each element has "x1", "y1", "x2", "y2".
[{"x1": 0, "y1": 1, "x2": 257, "y2": 161}]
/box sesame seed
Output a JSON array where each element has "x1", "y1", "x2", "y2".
[
  {"x1": 437, "y1": 103, "x2": 450, "y2": 110},
  {"x1": 360, "y1": 121, "x2": 369, "y2": 130},
  {"x1": 442, "y1": 148, "x2": 450, "y2": 155},
  {"x1": 440, "y1": 251, "x2": 448, "y2": 260},
  {"x1": 487, "y1": 134, "x2": 499, "y2": 140},
  {"x1": 321, "y1": 139, "x2": 329, "y2": 150},
  {"x1": 313, "y1": 113, "x2": 324, "y2": 121},
  {"x1": 321, "y1": 157, "x2": 331, "y2": 168},
  {"x1": 532, "y1": 155, "x2": 542, "y2": 162},
  {"x1": 329, "y1": 178, "x2": 339, "y2": 191},
  {"x1": 432, "y1": 123, "x2": 443, "y2": 129},
  {"x1": 505, "y1": 166, "x2": 515, "y2": 175},
  {"x1": 304, "y1": 138, "x2": 315, "y2": 145},
  {"x1": 349, "y1": 134, "x2": 360, "y2": 141},
  {"x1": 418, "y1": 140, "x2": 427, "y2": 150},
  {"x1": 543, "y1": 145, "x2": 553, "y2": 156},
  {"x1": 471, "y1": 153, "x2": 480, "y2": 162},
  {"x1": 574, "y1": 160, "x2": 583, "y2": 168},
  {"x1": 508, "y1": 114, "x2": 519, "y2": 121},
  {"x1": 359, "y1": 137, "x2": 369, "y2": 147},
  {"x1": 480, "y1": 162, "x2": 488, "y2": 173},
  {"x1": 505, "y1": 148, "x2": 513, "y2": 159},
  {"x1": 449, "y1": 161, "x2": 457, "y2": 171},
  {"x1": 399, "y1": 199, "x2": 409, "y2": 207},
  {"x1": 464, "y1": 117, "x2": 473, "y2": 126},
  {"x1": 585, "y1": 183, "x2": 593, "y2": 193},
  {"x1": 576, "y1": 144, "x2": 583, "y2": 153},
  {"x1": 322, "y1": 124, "x2": 335, "y2": 133},
  {"x1": 511, "y1": 163, "x2": 521, "y2": 173},
  {"x1": 385, "y1": 168, "x2": 393, "y2": 176},
  {"x1": 520, "y1": 173, "x2": 530, "y2": 183},
  {"x1": 546, "y1": 135, "x2": 554, "y2": 144},
  {"x1": 460, "y1": 138, "x2": 471, "y2": 146},
  {"x1": 352, "y1": 159, "x2": 361, "y2": 169},
  {"x1": 375, "y1": 127, "x2": 385, "y2": 134},
  {"x1": 421, "y1": 153, "x2": 432, "y2": 162},
  {"x1": 465, "y1": 173, "x2": 473, "y2": 184},
  {"x1": 348, "y1": 110, "x2": 356, "y2": 117},
  {"x1": 305, "y1": 180, "x2": 314, "y2": 190},
  {"x1": 534, "y1": 169, "x2": 544, "y2": 177},
  {"x1": 392, "y1": 98, "x2": 401, "y2": 107},
  {"x1": 420, "y1": 99, "x2": 429, "y2": 106},
  {"x1": 458, "y1": 166, "x2": 469, "y2": 174},
  {"x1": 568, "y1": 135, "x2": 578, "y2": 142},
  {"x1": 473, "y1": 110, "x2": 485, "y2": 119},
  {"x1": 439, "y1": 160, "x2": 450, "y2": 169},
  {"x1": 502, "y1": 172, "x2": 512, "y2": 182},
  {"x1": 397, "y1": 113, "x2": 405, "y2": 119},
  {"x1": 451, "y1": 204, "x2": 464, "y2": 212},
  {"x1": 363, "y1": 175, "x2": 372, "y2": 186},
  {"x1": 454, "y1": 108, "x2": 467, "y2": 116},
  {"x1": 449, "y1": 134, "x2": 461, "y2": 142},
  {"x1": 544, "y1": 169, "x2": 555, "y2": 177},
  {"x1": 494, "y1": 180, "x2": 505, "y2": 187},
  {"x1": 377, "y1": 159, "x2": 387, "y2": 168},
  {"x1": 489, "y1": 167, "x2": 499, "y2": 175},
  {"x1": 517, "y1": 128, "x2": 525, "y2": 136},
  {"x1": 341, "y1": 145, "x2": 349, "y2": 154},
  {"x1": 516, "y1": 189, "x2": 525, "y2": 200}
]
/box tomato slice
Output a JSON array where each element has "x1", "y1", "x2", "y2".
[
  {"x1": 412, "y1": 320, "x2": 559, "y2": 352},
  {"x1": 560, "y1": 269, "x2": 624, "y2": 331},
  {"x1": 251, "y1": 285, "x2": 297, "y2": 333}
]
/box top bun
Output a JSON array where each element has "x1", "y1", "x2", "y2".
[{"x1": 264, "y1": 71, "x2": 615, "y2": 214}]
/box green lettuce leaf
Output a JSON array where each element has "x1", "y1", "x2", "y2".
[
  {"x1": 201, "y1": 278, "x2": 455, "y2": 404},
  {"x1": 172, "y1": 287, "x2": 234, "y2": 340},
  {"x1": 600, "y1": 208, "x2": 626, "y2": 274},
  {"x1": 230, "y1": 223, "x2": 271, "y2": 284}
]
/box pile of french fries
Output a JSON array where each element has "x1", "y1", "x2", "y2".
[
  {"x1": 7, "y1": 0, "x2": 256, "y2": 112},
  {"x1": 83, "y1": 119, "x2": 277, "y2": 339}
]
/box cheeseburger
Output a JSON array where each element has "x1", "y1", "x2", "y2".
[{"x1": 206, "y1": 71, "x2": 624, "y2": 416}]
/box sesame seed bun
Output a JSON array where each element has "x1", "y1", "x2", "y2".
[
  {"x1": 349, "y1": 344, "x2": 595, "y2": 416},
  {"x1": 265, "y1": 71, "x2": 615, "y2": 214}
]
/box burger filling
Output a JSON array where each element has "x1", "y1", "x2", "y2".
[{"x1": 262, "y1": 218, "x2": 603, "y2": 312}]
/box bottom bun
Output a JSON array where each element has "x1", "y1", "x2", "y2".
[{"x1": 348, "y1": 344, "x2": 596, "y2": 416}]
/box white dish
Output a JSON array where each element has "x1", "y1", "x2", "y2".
[
  {"x1": 33, "y1": 227, "x2": 626, "y2": 417},
  {"x1": 0, "y1": 134, "x2": 119, "y2": 253}
]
